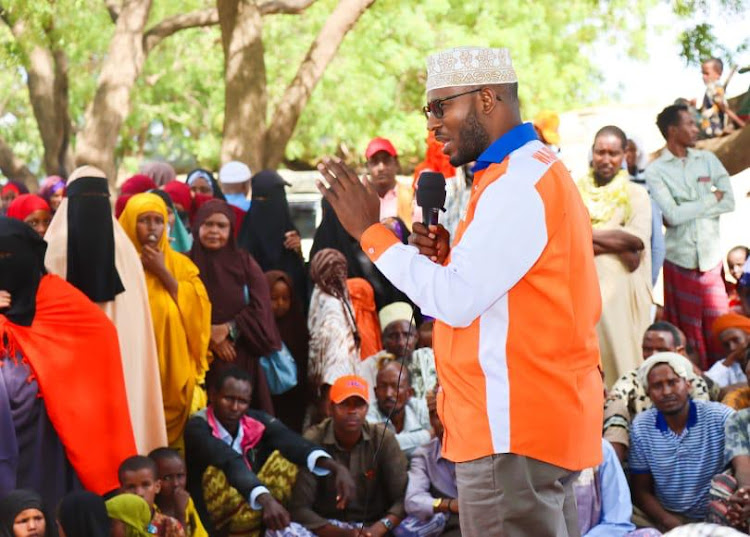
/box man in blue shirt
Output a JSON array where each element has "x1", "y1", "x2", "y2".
[{"x1": 630, "y1": 353, "x2": 734, "y2": 533}]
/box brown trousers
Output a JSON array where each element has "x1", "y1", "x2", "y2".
[{"x1": 456, "y1": 454, "x2": 580, "y2": 537}]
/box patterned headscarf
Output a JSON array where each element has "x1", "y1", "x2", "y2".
[{"x1": 310, "y1": 248, "x2": 349, "y2": 299}]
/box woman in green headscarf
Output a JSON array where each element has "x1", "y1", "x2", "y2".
[
  {"x1": 105, "y1": 494, "x2": 151, "y2": 537},
  {"x1": 150, "y1": 189, "x2": 193, "y2": 253}
]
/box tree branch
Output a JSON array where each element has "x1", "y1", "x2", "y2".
[
  {"x1": 0, "y1": 3, "x2": 12, "y2": 28},
  {"x1": 143, "y1": 7, "x2": 219, "y2": 55},
  {"x1": 104, "y1": 0, "x2": 120, "y2": 23},
  {"x1": 264, "y1": 0, "x2": 374, "y2": 168},
  {"x1": 258, "y1": 0, "x2": 317, "y2": 15}
]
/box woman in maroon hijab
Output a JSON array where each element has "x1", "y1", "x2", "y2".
[{"x1": 189, "y1": 199, "x2": 279, "y2": 414}]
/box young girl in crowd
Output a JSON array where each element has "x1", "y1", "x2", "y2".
[
  {"x1": 119, "y1": 193, "x2": 211, "y2": 450},
  {"x1": 0, "y1": 490, "x2": 46, "y2": 537},
  {"x1": 105, "y1": 494, "x2": 152, "y2": 537},
  {"x1": 726, "y1": 246, "x2": 749, "y2": 313},
  {"x1": 266, "y1": 270, "x2": 310, "y2": 432}
]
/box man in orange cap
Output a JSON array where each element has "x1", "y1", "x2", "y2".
[
  {"x1": 287, "y1": 375, "x2": 408, "y2": 537},
  {"x1": 705, "y1": 313, "x2": 750, "y2": 390}
]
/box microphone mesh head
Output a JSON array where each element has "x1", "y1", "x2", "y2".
[{"x1": 416, "y1": 172, "x2": 446, "y2": 209}]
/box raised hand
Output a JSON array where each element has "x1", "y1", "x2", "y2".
[{"x1": 316, "y1": 158, "x2": 381, "y2": 242}]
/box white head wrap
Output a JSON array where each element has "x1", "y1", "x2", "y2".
[{"x1": 637, "y1": 352, "x2": 695, "y2": 389}]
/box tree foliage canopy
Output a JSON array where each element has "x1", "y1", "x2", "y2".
[{"x1": 0, "y1": 0, "x2": 744, "y2": 179}]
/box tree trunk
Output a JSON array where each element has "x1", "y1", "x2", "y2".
[
  {"x1": 697, "y1": 125, "x2": 750, "y2": 176},
  {"x1": 75, "y1": 0, "x2": 153, "y2": 182},
  {"x1": 0, "y1": 136, "x2": 37, "y2": 188},
  {"x1": 218, "y1": 0, "x2": 268, "y2": 171},
  {"x1": 263, "y1": 0, "x2": 374, "y2": 169},
  {"x1": 26, "y1": 44, "x2": 75, "y2": 177}
]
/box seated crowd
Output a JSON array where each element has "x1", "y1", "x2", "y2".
[{"x1": 1, "y1": 99, "x2": 750, "y2": 537}]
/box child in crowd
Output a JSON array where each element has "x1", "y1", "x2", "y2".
[
  {"x1": 698, "y1": 57, "x2": 746, "y2": 138},
  {"x1": 118, "y1": 456, "x2": 185, "y2": 537},
  {"x1": 148, "y1": 449, "x2": 207, "y2": 537},
  {"x1": 726, "y1": 246, "x2": 749, "y2": 312}
]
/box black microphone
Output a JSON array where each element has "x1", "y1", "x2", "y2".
[
  {"x1": 416, "y1": 171, "x2": 446, "y2": 226},
  {"x1": 739, "y1": 66, "x2": 750, "y2": 74}
]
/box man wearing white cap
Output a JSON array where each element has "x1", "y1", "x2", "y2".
[
  {"x1": 219, "y1": 160, "x2": 252, "y2": 211},
  {"x1": 629, "y1": 353, "x2": 734, "y2": 532},
  {"x1": 316, "y1": 47, "x2": 602, "y2": 536}
]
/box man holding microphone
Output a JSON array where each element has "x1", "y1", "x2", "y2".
[{"x1": 316, "y1": 47, "x2": 603, "y2": 537}]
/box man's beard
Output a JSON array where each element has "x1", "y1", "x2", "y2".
[{"x1": 450, "y1": 109, "x2": 491, "y2": 167}]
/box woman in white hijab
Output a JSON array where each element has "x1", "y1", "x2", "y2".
[{"x1": 44, "y1": 165, "x2": 167, "y2": 453}]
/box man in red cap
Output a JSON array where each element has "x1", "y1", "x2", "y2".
[
  {"x1": 365, "y1": 138, "x2": 421, "y2": 230},
  {"x1": 286, "y1": 375, "x2": 408, "y2": 537}
]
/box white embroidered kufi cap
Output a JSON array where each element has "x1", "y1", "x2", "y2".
[{"x1": 426, "y1": 47, "x2": 517, "y2": 92}]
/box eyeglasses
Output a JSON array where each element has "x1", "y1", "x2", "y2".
[{"x1": 422, "y1": 88, "x2": 483, "y2": 119}]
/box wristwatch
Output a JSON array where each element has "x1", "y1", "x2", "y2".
[
  {"x1": 379, "y1": 517, "x2": 394, "y2": 531},
  {"x1": 432, "y1": 498, "x2": 443, "y2": 512}
]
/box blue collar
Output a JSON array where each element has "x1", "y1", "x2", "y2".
[
  {"x1": 655, "y1": 399, "x2": 697, "y2": 433},
  {"x1": 473, "y1": 122, "x2": 539, "y2": 172}
]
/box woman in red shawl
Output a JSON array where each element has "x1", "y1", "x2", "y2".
[
  {"x1": 189, "y1": 199, "x2": 279, "y2": 414},
  {"x1": 6, "y1": 195, "x2": 52, "y2": 237},
  {"x1": 0, "y1": 216, "x2": 136, "y2": 508},
  {"x1": 265, "y1": 270, "x2": 309, "y2": 432}
]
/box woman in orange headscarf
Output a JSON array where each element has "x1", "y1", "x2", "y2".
[{"x1": 119, "y1": 193, "x2": 211, "y2": 449}]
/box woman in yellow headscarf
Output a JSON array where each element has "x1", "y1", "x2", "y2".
[{"x1": 119, "y1": 193, "x2": 211, "y2": 449}]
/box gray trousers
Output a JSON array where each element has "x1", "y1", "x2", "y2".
[{"x1": 456, "y1": 453, "x2": 580, "y2": 537}]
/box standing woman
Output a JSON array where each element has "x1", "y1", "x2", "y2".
[
  {"x1": 140, "y1": 162, "x2": 177, "y2": 188},
  {"x1": 6, "y1": 195, "x2": 52, "y2": 237},
  {"x1": 577, "y1": 126, "x2": 653, "y2": 388},
  {"x1": 265, "y1": 270, "x2": 310, "y2": 431},
  {"x1": 307, "y1": 248, "x2": 361, "y2": 423},
  {"x1": 119, "y1": 193, "x2": 211, "y2": 450},
  {"x1": 189, "y1": 199, "x2": 279, "y2": 415},
  {"x1": 238, "y1": 170, "x2": 308, "y2": 304},
  {"x1": 1, "y1": 217, "x2": 136, "y2": 504},
  {"x1": 38, "y1": 176, "x2": 65, "y2": 214},
  {"x1": 185, "y1": 169, "x2": 225, "y2": 200},
  {"x1": 45, "y1": 166, "x2": 167, "y2": 455}
]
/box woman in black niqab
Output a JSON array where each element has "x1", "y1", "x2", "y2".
[{"x1": 238, "y1": 170, "x2": 308, "y2": 306}]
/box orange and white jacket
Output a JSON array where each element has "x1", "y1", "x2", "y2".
[{"x1": 360, "y1": 123, "x2": 603, "y2": 471}]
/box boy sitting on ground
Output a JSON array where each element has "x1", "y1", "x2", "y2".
[{"x1": 118, "y1": 455, "x2": 186, "y2": 537}]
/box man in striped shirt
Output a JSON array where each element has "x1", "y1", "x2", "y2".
[{"x1": 630, "y1": 353, "x2": 734, "y2": 532}]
